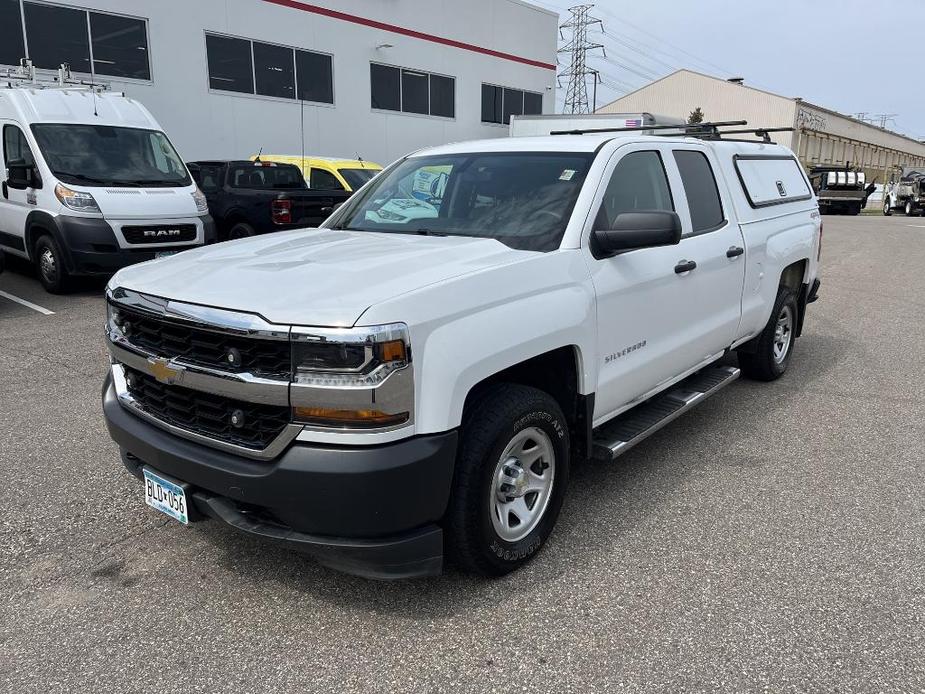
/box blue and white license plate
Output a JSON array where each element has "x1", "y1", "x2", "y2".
[{"x1": 143, "y1": 468, "x2": 188, "y2": 524}]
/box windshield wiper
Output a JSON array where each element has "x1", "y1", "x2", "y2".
[{"x1": 54, "y1": 172, "x2": 110, "y2": 185}]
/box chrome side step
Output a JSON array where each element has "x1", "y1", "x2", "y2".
[{"x1": 591, "y1": 364, "x2": 740, "y2": 461}]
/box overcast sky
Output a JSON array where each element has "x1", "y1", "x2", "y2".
[{"x1": 529, "y1": 0, "x2": 924, "y2": 140}]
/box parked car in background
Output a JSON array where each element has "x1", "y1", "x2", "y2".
[
  {"x1": 103, "y1": 124, "x2": 821, "y2": 580},
  {"x1": 250, "y1": 155, "x2": 382, "y2": 192},
  {"x1": 188, "y1": 160, "x2": 351, "y2": 240},
  {"x1": 0, "y1": 69, "x2": 213, "y2": 293}
]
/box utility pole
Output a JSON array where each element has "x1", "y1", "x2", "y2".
[
  {"x1": 875, "y1": 113, "x2": 898, "y2": 129},
  {"x1": 558, "y1": 4, "x2": 604, "y2": 114}
]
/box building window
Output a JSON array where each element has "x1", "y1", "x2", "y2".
[
  {"x1": 205, "y1": 34, "x2": 253, "y2": 94},
  {"x1": 23, "y1": 2, "x2": 90, "y2": 72},
  {"x1": 370, "y1": 63, "x2": 455, "y2": 118},
  {"x1": 89, "y1": 12, "x2": 150, "y2": 80},
  {"x1": 6, "y1": 2, "x2": 151, "y2": 80},
  {"x1": 296, "y1": 49, "x2": 333, "y2": 104},
  {"x1": 0, "y1": 0, "x2": 26, "y2": 68},
  {"x1": 481, "y1": 84, "x2": 543, "y2": 124},
  {"x1": 206, "y1": 32, "x2": 333, "y2": 104},
  {"x1": 253, "y1": 41, "x2": 294, "y2": 99}
]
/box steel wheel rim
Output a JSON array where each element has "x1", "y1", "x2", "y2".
[
  {"x1": 489, "y1": 426, "x2": 555, "y2": 543},
  {"x1": 773, "y1": 304, "x2": 793, "y2": 364},
  {"x1": 39, "y1": 248, "x2": 57, "y2": 283}
]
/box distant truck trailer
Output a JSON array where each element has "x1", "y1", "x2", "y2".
[{"x1": 807, "y1": 165, "x2": 867, "y2": 215}]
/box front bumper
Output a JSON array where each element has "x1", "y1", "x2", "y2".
[
  {"x1": 57, "y1": 215, "x2": 216, "y2": 276},
  {"x1": 102, "y1": 374, "x2": 457, "y2": 579}
]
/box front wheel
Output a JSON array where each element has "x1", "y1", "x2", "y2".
[
  {"x1": 226, "y1": 222, "x2": 256, "y2": 240},
  {"x1": 34, "y1": 234, "x2": 72, "y2": 294},
  {"x1": 883, "y1": 200, "x2": 892, "y2": 216},
  {"x1": 906, "y1": 201, "x2": 914, "y2": 216},
  {"x1": 738, "y1": 285, "x2": 798, "y2": 381},
  {"x1": 446, "y1": 384, "x2": 570, "y2": 576}
]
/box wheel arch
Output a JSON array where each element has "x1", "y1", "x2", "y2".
[{"x1": 24, "y1": 211, "x2": 68, "y2": 266}]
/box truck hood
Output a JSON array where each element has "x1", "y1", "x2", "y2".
[{"x1": 110, "y1": 228, "x2": 533, "y2": 326}]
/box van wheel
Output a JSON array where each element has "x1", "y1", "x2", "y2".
[
  {"x1": 446, "y1": 383, "x2": 570, "y2": 576},
  {"x1": 227, "y1": 222, "x2": 256, "y2": 240},
  {"x1": 738, "y1": 286, "x2": 798, "y2": 381},
  {"x1": 883, "y1": 200, "x2": 892, "y2": 216},
  {"x1": 34, "y1": 234, "x2": 71, "y2": 294}
]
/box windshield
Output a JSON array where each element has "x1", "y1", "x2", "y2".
[
  {"x1": 339, "y1": 167, "x2": 378, "y2": 190},
  {"x1": 229, "y1": 163, "x2": 306, "y2": 189},
  {"x1": 331, "y1": 152, "x2": 594, "y2": 251},
  {"x1": 31, "y1": 124, "x2": 191, "y2": 187}
]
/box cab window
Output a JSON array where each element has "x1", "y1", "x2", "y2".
[
  {"x1": 594, "y1": 151, "x2": 673, "y2": 231},
  {"x1": 3, "y1": 125, "x2": 37, "y2": 168},
  {"x1": 673, "y1": 150, "x2": 725, "y2": 233},
  {"x1": 310, "y1": 168, "x2": 345, "y2": 190}
]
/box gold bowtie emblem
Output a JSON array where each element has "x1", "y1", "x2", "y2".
[{"x1": 148, "y1": 357, "x2": 184, "y2": 385}]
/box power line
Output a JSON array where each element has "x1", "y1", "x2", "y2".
[{"x1": 558, "y1": 5, "x2": 605, "y2": 114}]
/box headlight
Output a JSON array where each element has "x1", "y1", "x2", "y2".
[
  {"x1": 291, "y1": 323, "x2": 412, "y2": 429},
  {"x1": 191, "y1": 187, "x2": 209, "y2": 214},
  {"x1": 55, "y1": 183, "x2": 100, "y2": 213}
]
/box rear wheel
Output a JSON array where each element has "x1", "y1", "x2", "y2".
[
  {"x1": 738, "y1": 285, "x2": 798, "y2": 381},
  {"x1": 883, "y1": 200, "x2": 892, "y2": 216},
  {"x1": 446, "y1": 383, "x2": 570, "y2": 576},
  {"x1": 34, "y1": 234, "x2": 71, "y2": 294},
  {"x1": 906, "y1": 201, "x2": 914, "y2": 216},
  {"x1": 227, "y1": 222, "x2": 256, "y2": 240}
]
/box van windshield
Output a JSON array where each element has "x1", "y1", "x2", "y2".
[
  {"x1": 31, "y1": 124, "x2": 191, "y2": 187},
  {"x1": 330, "y1": 152, "x2": 594, "y2": 252}
]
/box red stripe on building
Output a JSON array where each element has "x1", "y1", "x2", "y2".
[{"x1": 261, "y1": 0, "x2": 557, "y2": 71}]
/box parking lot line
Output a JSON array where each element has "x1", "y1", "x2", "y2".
[
  {"x1": 907, "y1": 224, "x2": 925, "y2": 228},
  {"x1": 0, "y1": 289, "x2": 55, "y2": 315}
]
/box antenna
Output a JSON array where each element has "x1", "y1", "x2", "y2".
[
  {"x1": 558, "y1": 4, "x2": 604, "y2": 114},
  {"x1": 254, "y1": 146, "x2": 262, "y2": 162}
]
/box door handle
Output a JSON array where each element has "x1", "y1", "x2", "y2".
[
  {"x1": 726, "y1": 246, "x2": 744, "y2": 258},
  {"x1": 674, "y1": 259, "x2": 697, "y2": 274}
]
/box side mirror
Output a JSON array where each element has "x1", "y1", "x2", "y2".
[
  {"x1": 6, "y1": 159, "x2": 40, "y2": 190},
  {"x1": 592, "y1": 211, "x2": 682, "y2": 257}
]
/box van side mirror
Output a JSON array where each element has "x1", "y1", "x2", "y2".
[
  {"x1": 592, "y1": 211, "x2": 682, "y2": 257},
  {"x1": 6, "y1": 159, "x2": 40, "y2": 190}
]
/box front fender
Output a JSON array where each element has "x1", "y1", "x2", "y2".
[{"x1": 359, "y1": 250, "x2": 597, "y2": 434}]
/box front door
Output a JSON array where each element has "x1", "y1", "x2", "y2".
[
  {"x1": 585, "y1": 142, "x2": 745, "y2": 424},
  {"x1": 0, "y1": 121, "x2": 41, "y2": 258}
]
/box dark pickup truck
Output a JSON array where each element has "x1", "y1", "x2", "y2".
[{"x1": 188, "y1": 160, "x2": 350, "y2": 240}]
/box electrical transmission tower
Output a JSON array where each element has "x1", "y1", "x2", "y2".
[{"x1": 558, "y1": 4, "x2": 604, "y2": 114}]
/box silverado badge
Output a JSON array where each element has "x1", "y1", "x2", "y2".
[{"x1": 147, "y1": 357, "x2": 184, "y2": 385}]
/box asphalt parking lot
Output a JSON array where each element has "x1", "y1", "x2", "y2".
[{"x1": 1, "y1": 215, "x2": 923, "y2": 693}]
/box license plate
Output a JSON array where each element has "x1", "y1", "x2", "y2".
[
  {"x1": 143, "y1": 468, "x2": 189, "y2": 524},
  {"x1": 155, "y1": 250, "x2": 179, "y2": 259}
]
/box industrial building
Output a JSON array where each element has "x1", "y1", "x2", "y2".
[
  {"x1": 598, "y1": 69, "x2": 925, "y2": 180},
  {"x1": 0, "y1": 0, "x2": 558, "y2": 164}
]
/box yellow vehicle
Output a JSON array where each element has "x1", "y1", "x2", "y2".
[{"x1": 249, "y1": 154, "x2": 382, "y2": 192}]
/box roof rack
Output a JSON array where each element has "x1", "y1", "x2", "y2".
[
  {"x1": 1, "y1": 59, "x2": 109, "y2": 92},
  {"x1": 550, "y1": 120, "x2": 793, "y2": 143}
]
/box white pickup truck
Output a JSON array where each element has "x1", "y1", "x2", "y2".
[{"x1": 102, "y1": 127, "x2": 821, "y2": 579}]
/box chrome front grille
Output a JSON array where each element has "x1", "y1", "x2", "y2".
[
  {"x1": 111, "y1": 303, "x2": 291, "y2": 381},
  {"x1": 124, "y1": 367, "x2": 290, "y2": 450}
]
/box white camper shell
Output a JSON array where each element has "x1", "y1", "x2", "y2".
[{"x1": 0, "y1": 73, "x2": 213, "y2": 292}]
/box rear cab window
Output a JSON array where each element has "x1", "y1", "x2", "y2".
[
  {"x1": 230, "y1": 164, "x2": 305, "y2": 189},
  {"x1": 673, "y1": 150, "x2": 725, "y2": 233}
]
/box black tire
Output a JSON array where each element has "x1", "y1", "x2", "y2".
[
  {"x1": 850, "y1": 203, "x2": 861, "y2": 216},
  {"x1": 446, "y1": 383, "x2": 570, "y2": 576},
  {"x1": 34, "y1": 234, "x2": 72, "y2": 294},
  {"x1": 227, "y1": 222, "x2": 256, "y2": 240},
  {"x1": 906, "y1": 201, "x2": 914, "y2": 216},
  {"x1": 738, "y1": 285, "x2": 798, "y2": 381},
  {"x1": 883, "y1": 200, "x2": 892, "y2": 216}
]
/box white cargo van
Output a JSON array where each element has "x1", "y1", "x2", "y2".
[{"x1": 0, "y1": 71, "x2": 213, "y2": 292}]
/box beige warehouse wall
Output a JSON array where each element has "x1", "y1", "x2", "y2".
[{"x1": 596, "y1": 70, "x2": 797, "y2": 147}]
